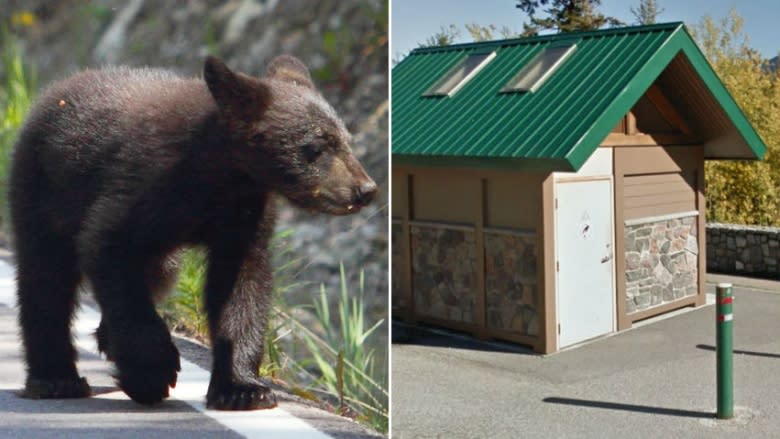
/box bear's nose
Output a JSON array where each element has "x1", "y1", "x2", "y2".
[{"x1": 353, "y1": 180, "x2": 377, "y2": 207}]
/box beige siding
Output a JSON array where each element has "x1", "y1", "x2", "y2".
[
  {"x1": 616, "y1": 146, "x2": 701, "y2": 221},
  {"x1": 624, "y1": 172, "x2": 696, "y2": 219},
  {"x1": 391, "y1": 169, "x2": 408, "y2": 218},
  {"x1": 615, "y1": 146, "x2": 701, "y2": 176},
  {"x1": 485, "y1": 174, "x2": 542, "y2": 229},
  {"x1": 413, "y1": 171, "x2": 480, "y2": 223}
]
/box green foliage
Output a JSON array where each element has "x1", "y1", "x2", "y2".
[
  {"x1": 160, "y1": 248, "x2": 208, "y2": 338},
  {"x1": 420, "y1": 0, "x2": 620, "y2": 49},
  {"x1": 419, "y1": 24, "x2": 461, "y2": 48},
  {"x1": 705, "y1": 161, "x2": 778, "y2": 225},
  {"x1": 690, "y1": 10, "x2": 780, "y2": 225},
  {"x1": 630, "y1": 0, "x2": 664, "y2": 25},
  {"x1": 0, "y1": 26, "x2": 36, "y2": 225},
  {"x1": 292, "y1": 264, "x2": 388, "y2": 432},
  {"x1": 464, "y1": 23, "x2": 520, "y2": 42},
  {"x1": 74, "y1": 4, "x2": 113, "y2": 65},
  {"x1": 162, "y1": 234, "x2": 388, "y2": 433},
  {"x1": 312, "y1": 25, "x2": 354, "y2": 83},
  {"x1": 515, "y1": 0, "x2": 623, "y2": 36},
  {"x1": 361, "y1": 0, "x2": 389, "y2": 55},
  {"x1": 204, "y1": 17, "x2": 220, "y2": 57},
  {"x1": 420, "y1": 22, "x2": 520, "y2": 48}
]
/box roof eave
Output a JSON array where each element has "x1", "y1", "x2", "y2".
[
  {"x1": 565, "y1": 24, "x2": 766, "y2": 168},
  {"x1": 392, "y1": 154, "x2": 574, "y2": 173},
  {"x1": 675, "y1": 28, "x2": 767, "y2": 160}
]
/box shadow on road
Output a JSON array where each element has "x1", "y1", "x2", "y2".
[
  {"x1": 392, "y1": 320, "x2": 535, "y2": 355},
  {"x1": 695, "y1": 344, "x2": 780, "y2": 359},
  {"x1": 543, "y1": 397, "x2": 714, "y2": 419},
  {"x1": 0, "y1": 388, "x2": 196, "y2": 414}
]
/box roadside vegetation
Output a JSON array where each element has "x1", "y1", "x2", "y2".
[
  {"x1": 0, "y1": 26, "x2": 35, "y2": 226},
  {"x1": 162, "y1": 244, "x2": 388, "y2": 432},
  {"x1": 689, "y1": 11, "x2": 780, "y2": 226}
]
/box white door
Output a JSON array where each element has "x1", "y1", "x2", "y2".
[{"x1": 555, "y1": 178, "x2": 615, "y2": 348}]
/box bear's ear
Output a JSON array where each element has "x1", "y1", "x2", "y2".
[
  {"x1": 266, "y1": 55, "x2": 315, "y2": 89},
  {"x1": 204, "y1": 56, "x2": 269, "y2": 117}
]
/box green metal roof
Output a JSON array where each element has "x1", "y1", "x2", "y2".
[{"x1": 392, "y1": 22, "x2": 767, "y2": 171}]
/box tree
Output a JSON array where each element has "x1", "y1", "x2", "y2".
[
  {"x1": 515, "y1": 0, "x2": 623, "y2": 36},
  {"x1": 630, "y1": 0, "x2": 664, "y2": 25},
  {"x1": 689, "y1": 10, "x2": 780, "y2": 225},
  {"x1": 464, "y1": 23, "x2": 519, "y2": 42},
  {"x1": 419, "y1": 25, "x2": 461, "y2": 48}
]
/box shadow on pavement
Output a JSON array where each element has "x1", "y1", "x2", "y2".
[
  {"x1": 392, "y1": 319, "x2": 535, "y2": 355},
  {"x1": 0, "y1": 388, "x2": 196, "y2": 414},
  {"x1": 695, "y1": 344, "x2": 780, "y2": 359},
  {"x1": 543, "y1": 397, "x2": 714, "y2": 419}
]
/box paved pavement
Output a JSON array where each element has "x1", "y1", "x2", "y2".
[
  {"x1": 392, "y1": 276, "x2": 780, "y2": 439},
  {"x1": 0, "y1": 261, "x2": 381, "y2": 439}
]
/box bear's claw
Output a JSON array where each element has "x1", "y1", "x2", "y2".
[
  {"x1": 206, "y1": 381, "x2": 277, "y2": 410},
  {"x1": 21, "y1": 376, "x2": 91, "y2": 399}
]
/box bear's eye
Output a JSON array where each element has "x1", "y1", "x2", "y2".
[
  {"x1": 252, "y1": 133, "x2": 265, "y2": 144},
  {"x1": 302, "y1": 142, "x2": 324, "y2": 162}
]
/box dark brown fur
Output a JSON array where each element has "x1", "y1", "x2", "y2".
[{"x1": 10, "y1": 55, "x2": 376, "y2": 410}]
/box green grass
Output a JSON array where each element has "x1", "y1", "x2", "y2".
[
  {"x1": 164, "y1": 241, "x2": 388, "y2": 433},
  {"x1": 299, "y1": 265, "x2": 388, "y2": 431},
  {"x1": 0, "y1": 26, "x2": 36, "y2": 227},
  {"x1": 160, "y1": 248, "x2": 208, "y2": 339}
]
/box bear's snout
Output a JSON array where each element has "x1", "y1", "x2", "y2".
[{"x1": 352, "y1": 179, "x2": 377, "y2": 208}]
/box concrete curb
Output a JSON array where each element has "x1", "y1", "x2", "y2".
[{"x1": 705, "y1": 273, "x2": 780, "y2": 292}]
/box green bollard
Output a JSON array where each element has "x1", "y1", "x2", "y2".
[{"x1": 716, "y1": 282, "x2": 734, "y2": 420}]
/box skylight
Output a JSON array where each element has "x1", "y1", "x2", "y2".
[
  {"x1": 424, "y1": 51, "x2": 496, "y2": 97},
  {"x1": 501, "y1": 43, "x2": 577, "y2": 93}
]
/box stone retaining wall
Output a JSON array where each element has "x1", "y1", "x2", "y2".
[
  {"x1": 625, "y1": 214, "x2": 699, "y2": 314},
  {"x1": 706, "y1": 223, "x2": 780, "y2": 278}
]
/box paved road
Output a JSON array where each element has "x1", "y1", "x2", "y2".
[
  {"x1": 392, "y1": 278, "x2": 780, "y2": 439},
  {"x1": 0, "y1": 261, "x2": 381, "y2": 439}
]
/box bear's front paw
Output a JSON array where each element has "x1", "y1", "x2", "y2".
[
  {"x1": 21, "y1": 376, "x2": 91, "y2": 399},
  {"x1": 206, "y1": 380, "x2": 277, "y2": 410},
  {"x1": 114, "y1": 337, "x2": 181, "y2": 405}
]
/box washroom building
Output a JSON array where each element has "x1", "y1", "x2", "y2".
[{"x1": 391, "y1": 22, "x2": 767, "y2": 353}]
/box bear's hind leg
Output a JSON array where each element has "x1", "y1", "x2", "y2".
[{"x1": 16, "y1": 234, "x2": 90, "y2": 399}]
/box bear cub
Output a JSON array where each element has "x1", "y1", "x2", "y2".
[{"x1": 10, "y1": 55, "x2": 376, "y2": 410}]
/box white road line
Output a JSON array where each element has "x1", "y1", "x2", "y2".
[{"x1": 0, "y1": 261, "x2": 332, "y2": 439}]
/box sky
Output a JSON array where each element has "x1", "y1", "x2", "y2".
[{"x1": 391, "y1": 0, "x2": 780, "y2": 61}]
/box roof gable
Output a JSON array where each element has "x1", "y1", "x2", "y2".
[{"x1": 392, "y1": 22, "x2": 767, "y2": 171}]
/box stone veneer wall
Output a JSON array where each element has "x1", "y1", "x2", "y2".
[
  {"x1": 707, "y1": 223, "x2": 780, "y2": 277},
  {"x1": 410, "y1": 225, "x2": 477, "y2": 323},
  {"x1": 484, "y1": 232, "x2": 539, "y2": 337},
  {"x1": 391, "y1": 222, "x2": 402, "y2": 309},
  {"x1": 625, "y1": 214, "x2": 699, "y2": 314}
]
